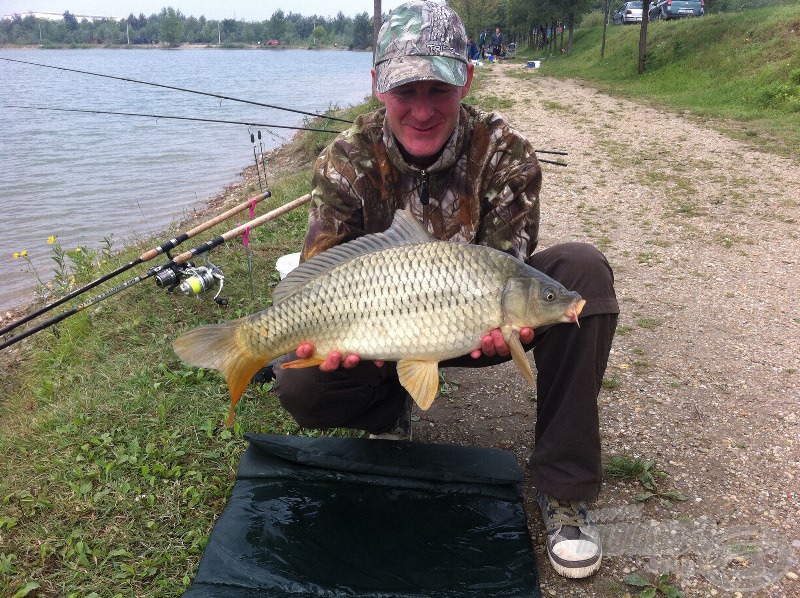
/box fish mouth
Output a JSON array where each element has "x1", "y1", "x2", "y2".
[{"x1": 567, "y1": 299, "x2": 586, "y2": 325}]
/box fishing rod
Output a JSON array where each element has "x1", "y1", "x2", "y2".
[
  {"x1": 1, "y1": 57, "x2": 353, "y2": 124},
  {"x1": 0, "y1": 191, "x2": 272, "y2": 338},
  {"x1": 3, "y1": 107, "x2": 565, "y2": 159},
  {"x1": 534, "y1": 149, "x2": 568, "y2": 166},
  {"x1": 3, "y1": 105, "x2": 343, "y2": 134},
  {"x1": 0, "y1": 194, "x2": 312, "y2": 352}
]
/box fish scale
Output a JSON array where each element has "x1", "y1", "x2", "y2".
[
  {"x1": 245, "y1": 243, "x2": 513, "y2": 362},
  {"x1": 173, "y1": 210, "x2": 584, "y2": 425}
]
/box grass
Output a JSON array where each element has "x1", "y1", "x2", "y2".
[{"x1": 514, "y1": 4, "x2": 800, "y2": 158}]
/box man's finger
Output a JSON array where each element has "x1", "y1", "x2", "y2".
[
  {"x1": 296, "y1": 342, "x2": 314, "y2": 359},
  {"x1": 491, "y1": 329, "x2": 510, "y2": 356},
  {"x1": 342, "y1": 354, "x2": 361, "y2": 369},
  {"x1": 481, "y1": 334, "x2": 496, "y2": 356},
  {"x1": 320, "y1": 352, "x2": 342, "y2": 372}
]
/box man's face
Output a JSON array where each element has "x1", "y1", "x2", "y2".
[{"x1": 372, "y1": 66, "x2": 474, "y2": 168}]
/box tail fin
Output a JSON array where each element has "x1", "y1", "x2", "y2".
[{"x1": 173, "y1": 320, "x2": 268, "y2": 426}]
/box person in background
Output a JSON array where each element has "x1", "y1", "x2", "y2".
[
  {"x1": 274, "y1": 0, "x2": 618, "y2": 581},
  {"x1": 478, "y1": 27, "x2": 488, "y2": 59},
  {"x1": 467, "y1": 37, "x2": 479, "y2": 60},
  {"x1": 490, "y1": 26, "x2": 503, "y2": 59}
]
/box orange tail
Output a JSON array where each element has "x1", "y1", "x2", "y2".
[{"x1": 173, "y1": 319, "x2": 270, "y2": 426}]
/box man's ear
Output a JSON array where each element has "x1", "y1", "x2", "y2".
[
  {"x1": 371, "y1": 68, "x2": 386, "y2": 103},
  {"x1": 460, "y1": 63, "x2": 475, "y2": 99}
]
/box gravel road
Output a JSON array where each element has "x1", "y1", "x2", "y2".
[{"x1": 415, "y1": 63, "x2": 800, "y2": 597}]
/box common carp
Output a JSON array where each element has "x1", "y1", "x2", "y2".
[{"x1": 173, "y1": 210, "x2": 585, "y2": 425}]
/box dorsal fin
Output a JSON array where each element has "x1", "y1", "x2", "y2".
[{"x1": 272, "y1": 210, "x2": 432, "y2": 305}]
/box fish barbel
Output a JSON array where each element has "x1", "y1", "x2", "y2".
[{"x1": 173, "y1": 210, "x2": 585, "y2": 425}]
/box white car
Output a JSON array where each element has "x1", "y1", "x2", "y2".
[{"x1": 613, "y1": 1, "x2": 643, "y2": 24}]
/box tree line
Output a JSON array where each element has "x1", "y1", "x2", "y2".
[
  {"x1": 1, "y1": 1, "x2": 599, "y2": 52},
  {"x1": 0, "y1": 8, "x2": 375, "y2": 49}
]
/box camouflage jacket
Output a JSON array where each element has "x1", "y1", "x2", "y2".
[{"x1": 302, "y1": 103, "x2": 541, "y2": 265}]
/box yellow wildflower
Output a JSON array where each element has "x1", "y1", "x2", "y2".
[{"x1": 47, "y1": 236, "x2": 55, "y2": 244}]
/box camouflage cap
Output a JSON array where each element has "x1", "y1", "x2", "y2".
[{"x1": 374, "y1": 1, "x2": 468, "y2": 93}]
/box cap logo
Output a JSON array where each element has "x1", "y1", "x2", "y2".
[{"x1": 426, "y1": 43, "x2": 456, "y2": 54}]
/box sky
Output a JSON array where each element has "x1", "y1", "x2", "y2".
[{"x1": 2, "y1": 0, "x2": 409, "y2": 20}]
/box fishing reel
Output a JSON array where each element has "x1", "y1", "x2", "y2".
[{"x1": 153, "y1": 259, "x2": 228, "y2": 305}]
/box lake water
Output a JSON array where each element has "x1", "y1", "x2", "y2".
[{"x1": 0, "y1": 48, "x2": 374, "y2": 312}]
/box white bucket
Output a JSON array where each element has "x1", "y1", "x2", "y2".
[{"x1": 275, "y1": 252, "x2": 301, "y2": 279}]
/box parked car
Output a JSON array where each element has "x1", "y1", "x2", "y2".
[
  {"x1": 648, "y1": 0, "x2": 704, "y2": 20},
  {"x1": 613, "y1": 1, "x2": 643, "y2": 24}
]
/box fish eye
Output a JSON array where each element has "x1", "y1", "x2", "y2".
[{"x1": 543, "y1": 288, "x2": 556, "y2": 301}]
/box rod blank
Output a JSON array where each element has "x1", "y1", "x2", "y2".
[{"x1": 1, "y1": 194, "x2": 311, "y2": 351}]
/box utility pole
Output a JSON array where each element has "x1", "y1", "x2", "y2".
[{"x1": 373, "y1": 0, "x2": 381, "y2": 98}]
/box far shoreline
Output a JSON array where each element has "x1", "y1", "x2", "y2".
[{"x1": 0, "y1": 43, "x2": 368, "y2": 52}]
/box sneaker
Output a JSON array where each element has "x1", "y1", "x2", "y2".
[
  {"x1": 537, "y1": 490, "x2": 602, "y2": 578},
  {"x1": 368, "y1": 393, "x2": 412, "y2": 441}
]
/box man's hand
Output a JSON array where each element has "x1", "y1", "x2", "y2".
[
  {"x1": 470, "y1": 327, "x2": 534, "y2": 359},
  {"x1": 295, "y1": 343, "x2": 384, "y2": 372}
]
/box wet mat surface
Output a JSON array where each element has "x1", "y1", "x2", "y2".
[{"x1": 184, "y1": 433, "x2": 540, "y2": 597}]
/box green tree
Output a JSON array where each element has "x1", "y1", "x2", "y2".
[
  {"x1": 449, "y1": 0, "x2": 500, "y2": 43},
  {"x1": 310, "y1": 25, "x2": 327, "y2": 45},
  {"x1": 332, "y1": 11, "x2": 348, "y2": 35},
  {"x1": 63, "y1": 10, "x2": 79, "y2": 30},
  {"x1": 351, "y1": 11, "x2": 373, "y2": 49},
  {"x1": 556, "y1": 0, "x2": 595, "y2": 53},
  {"x1": 268, "y1": 9, "x2": 286, "y2": 41},
  {"x1": 159, "y1": 7, "x2": 185, "y2": 46}
]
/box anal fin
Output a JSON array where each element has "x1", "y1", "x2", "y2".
[
  {"x1": 280, "y1": 357, "x2": 326, "y2": 369},
  {"x1": 397, "y1": 359, "x2": 440, "y2": 410}
]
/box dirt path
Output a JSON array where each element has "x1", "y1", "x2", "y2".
[{"x1": 415, "y1": 63, "x2": 800, "y2": 596}]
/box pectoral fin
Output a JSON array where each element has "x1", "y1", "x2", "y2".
[
  {"x1": 397, "y1": 359, "x2": 440, "y2": 410},
  {"x1": 507, "y1": 331, "x2": 536, "y2": 390}
]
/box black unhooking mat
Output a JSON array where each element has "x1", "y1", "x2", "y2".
[{"x1": 184, "y1": 433, "x2": 541, "y2": 597}]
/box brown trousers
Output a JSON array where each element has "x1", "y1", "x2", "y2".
[{"x1": 274, "y1": 242, "x2": 619, "y2": 501}]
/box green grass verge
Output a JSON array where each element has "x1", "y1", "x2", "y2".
[{"x1": 512, "y1": 4, "x2": 800, "y2": 157}]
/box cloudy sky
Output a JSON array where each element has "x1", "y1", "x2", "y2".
[{"x1": 3, "y1": 0, "x2": 409, "y2": 20}]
